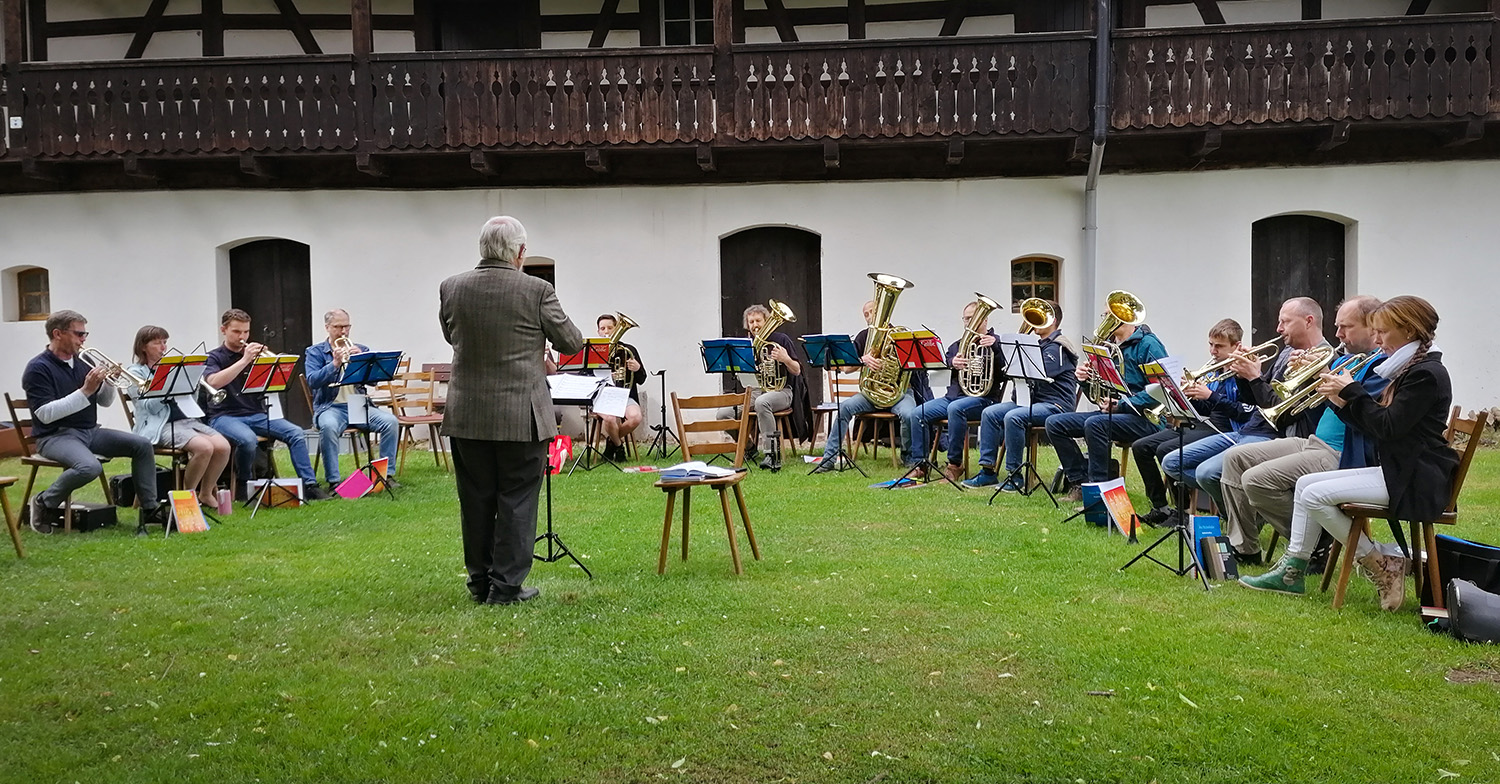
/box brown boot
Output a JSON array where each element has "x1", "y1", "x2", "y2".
[
  {"x1": 1357, "y1": 551, "x2": 1408, "y2": 612},
  {"x1": 943, "y1": 463, "x2": 965, "y2": 484}
]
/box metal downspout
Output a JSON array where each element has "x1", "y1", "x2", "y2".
[{"x1": 1083, "y1": 0, "x2": 1112, "y2": 313}]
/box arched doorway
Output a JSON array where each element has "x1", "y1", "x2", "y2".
[
  {"x1": 719, "y1": 227, "x2": 822, "y2": 402},
  {"x1": 229, "y1": 239, "x2": 314, "y2": 427},
  {"x1": 1250, "y1": 215, "x2": 1346, "y2": 346}
]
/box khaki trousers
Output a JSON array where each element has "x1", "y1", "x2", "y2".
[{"x1": 1219, "y1": 436, "x2": 1339, "y2": 555}]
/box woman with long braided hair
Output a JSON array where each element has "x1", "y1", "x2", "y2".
[{"x1": 1240, "y1": 296, "x2": 1456, "y2": 610}]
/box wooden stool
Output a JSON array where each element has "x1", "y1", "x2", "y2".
[
  {"x1": 655, "y1": 473, "x2": 759, "y2": 575},
  {"x1": 2, "y1": 476, "x2": 22, "y2": 558},
  {"x1": 851, "y1": 411, "x2": 901, "y2": 468}
]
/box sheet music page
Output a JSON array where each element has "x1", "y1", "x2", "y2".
[
  {"x1": 593, "y1": 385, "x2": 630, "y2": 418},
  {"x1": 177, "y1": 395, "x2": 205, "y2": 419},
  {"x1": 1158, "y1": 355, "x2": 1187, "y2": 386},
  {"x1": 997, "y1": 333, "x2": 1048, "y2": 381},
  {"x1": 548, "y1": 374, "x2": 603, "y2": 401},
  {"x1": 347, "y1": 394, "x2": 368, "y2": 426},
  {"x1": 267, "y1": 393, "x2": 285, "y2": 421},
  {"x1": 735, "y1": 372, "x2": 760, "y2": 389}
]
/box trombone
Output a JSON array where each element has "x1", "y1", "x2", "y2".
[{"x1": 78, "y1": 347, "x2": 150, "y2": 391}]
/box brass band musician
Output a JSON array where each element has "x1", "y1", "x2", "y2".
[
  {"x1": 716, "y1": 304, "x2": 812, "y2": 471},
  {"x1": 594, "y1": 313, "x2": 645, "y2": 462}
]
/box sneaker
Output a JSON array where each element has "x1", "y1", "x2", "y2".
[
  {"x1": 810, "y1": 459, "x2": 836, "y2": 474},
  {"x1": 1358, "y1": 551, "x2": 1408, "y2": 611},
  {"x1": 1140, "y1": 506, "x2": 1173, "y2": 527},
  {"x1": 1162, "y1": 508, "x2": 1189, "y2": 529},
  {"x1": 28, "y1": 496, "x2": 60, "y2": 534},
  {"x1": 304, "y1": 483, "x2": 333, "y2": 502},
  {"x1": 1239, "y1": 556, "x2": 1308, "y2": 595},
  {"x1": 963, "y1": 469, "x2": 1000, "y2": 489}
]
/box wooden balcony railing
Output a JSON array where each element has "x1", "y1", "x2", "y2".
[{"x1": 1111, "y1": 14, "x2": 1495, "y2": 131}]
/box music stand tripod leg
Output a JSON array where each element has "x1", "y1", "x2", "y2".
[{"x1": 533, "y1": 460, "x2": 593, "y2": 579}]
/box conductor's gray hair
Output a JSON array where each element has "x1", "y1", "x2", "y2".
[{"x1": 479, "y1": 216, "x2": 527, "y2": 264}]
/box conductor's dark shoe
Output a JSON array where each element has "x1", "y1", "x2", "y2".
[
  {"x1": 486, "y1": 586, "x2": 540, "y2": 605},
  {"x1": 304, "y1": 483, "x2": 333, "y2": 502}
]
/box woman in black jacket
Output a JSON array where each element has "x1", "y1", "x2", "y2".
[{"x1": 1240, "y1": 296, "x2": 1454, "y2": 610}]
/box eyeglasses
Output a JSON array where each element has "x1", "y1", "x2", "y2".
[{"x1": 70, "y1": 330, "x2": 90, "y2": 338}]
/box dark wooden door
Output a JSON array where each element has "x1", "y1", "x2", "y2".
[
  {"x1": 1250, "y1": 215, "x2": 1345, "y2": 346},
  {"x1": 719, "y1": 227, "x2": 823, "y2": 403},
  {"x1": 427, "y1": 0, "x2": 540, "y2": 50},
  {"x1": 230, "y1": 240, "x2": 314, "y2": 427}
]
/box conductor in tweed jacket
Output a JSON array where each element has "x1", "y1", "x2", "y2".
[{"x1": 440, "y1": 216, "x2": 584, "y2": 605}]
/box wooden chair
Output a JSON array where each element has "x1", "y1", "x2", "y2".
[
  {"x1": 931, "y1": 420, "x2": 971, "y2": 478},
  {"x1": 773, "y1": 407, "x2": 798, "y2": 458},
  {"x1": 297, "y1": 374, "x2": 375, "y2": 479},
  {"x1": 119, "y1": 396, "x2": 189, "y2": 496},
  {"x1": 1321, "y1": 406, "x2": 1488, "y2": 610},
  {"x1": 2, "y1": 476, "x2": 22, "y2": 558},
  {"x1": 368, "y1": 355, "x2": 412, "y2": 411},
  {"x1": 419, "y1": 362, "x2": 451, "y2": 412},
  {"x1": 812, "y1": 370, "x2": 859, "y2": 449},
  {"x1": 391, "y1": 371, "x2": 449, "y2": 476},
  {"x1": 656, "y1": 391, "x2": 759, "y2": 575},
  {"x1": 5, "y1": 393, "x2": 115, "y2": 534}
]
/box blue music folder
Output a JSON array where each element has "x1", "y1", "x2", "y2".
[
  {"x1": 339, "y1": 350, "x2": 404, "y2": 386},
  {"x1": 801, "y1": 334, "x2": 860, "y2": 368},
  {"x1": 701, "y1": 339, "x2": 756, "y2": 373}
]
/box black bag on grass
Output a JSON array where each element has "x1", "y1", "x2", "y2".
[
  {"x1": 1446, "y1": 579, "x2": 1500, "y2": 644},
  {"x1": 1420, "y1": 535, "x2": 1500, "y2": 606},
  {"x1": 109, "y1": 466, "x2": 175, "y2": 508}
]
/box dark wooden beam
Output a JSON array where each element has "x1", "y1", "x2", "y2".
[
  {"x1": 1316, "y1": 120, "x2": 1351, "y2": 151},
  {"x1": 125, "y1": 0, "x2": 171, "y2": 59},
  {"x1": 24, "y1": 0, "x2": 43, "y2": 60},
  {"x1": 1118, "y1": 0, "x2": 1145, "y2": 28},
  {"x1": 1404, "y1": 0, "x2": 1432, "y2": 14},
  {"x1": 21, "y1": 159, "x2": 62, "y2": 182},
  {"x1": 823, "y1": 140, "x2": 840, "y2": 169},
  {"x1": 696, "y1": 145, "x2": 716, "y2": 172},
  {"x1": 271, "y1": 0, "x2": 323, "y2": 55},
  {"x1": 350, "y1": 0, "x2": 372, "y2": 57},
  {"x1": 356, "y1": 152, "x2": 387, "y2": 177},
  {"x1": 1300, "y1": 0, "x2": 1320, "y2": 20},
  {"x1": 123, "y1": 155, "x2": 158, "y2": 181},
  {"x1": 584, "y1": 148, "x2": 609, "y2": 173},
  {"x1": 2, "y1": 0, "x2": 23, "y2": 65},
  {"x1": 1193, "y1": 0, "x2": 1225, "y2": 24},
  {"x1": 469, "y1": 150, "x2": 501, "y2": 175},
  {"x1": 945, "y1": 139, "x2": 964, "y2": 166},
  {"x1": 240, "y1": 153, "x2": 275, "y2": 179},
  {"x1": 732, "y1": 0, "x2": 744, "y2": 44},
  {"x1": 46, "y1": 14, "x2": 414, "y2": 38},
  {"x1": 1439, "y1": 119, "x2": 1485, "y2": 147},
  {"x1": 939, "y1": 0, "x2": 968, "y2": 37},
  {"x1": 412, "y1": 0, "x2": 434, "y2": 50},
  {"x1": 201, "y1": 0, "x2": 224, "y2": 55},
  {"x1": 638, "y1": 0, "x2": 660, "y2": 46},
  {"x1": 1190, "y1": 129, "x2": 1222, "y2": 158},
  {"x1": 763, "y1": 0, "x2": 797, "y2": 42},
  {"x1": 848, "y1": 0, "x2": 865, "y2": 40},
  {"x1": 589, "y1": 0, "x2": 620, "y2": 48},
  {"x1": 714, "y1": 0, "x2": 734, "y2": 135}
]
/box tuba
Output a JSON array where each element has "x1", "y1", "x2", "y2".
[
  {"x1": 1018, "y1": 297, "x2": 1056, "y2": 335},
  {"x1": 858, "y1": 273, "x2": 915, "y2": 408},
  {"x1": 606, "y1": 312, "x2": 640, "y2": 387},
  {"x1": 956, "y1": 294, "x2": 1001, "y2": 398},
  {"x1": 1082, "y1": 290, "x2": 1145, "y2": 404},
  {"x1": 752, "y1": 299, "x2": 796, "y2": 392}
]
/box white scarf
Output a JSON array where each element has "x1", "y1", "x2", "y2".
[{"x1": 1373, "y1": 340, "x2": 1433, "y2": 379}]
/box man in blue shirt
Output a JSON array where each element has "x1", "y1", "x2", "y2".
[
  {"x1": 1217, "y1": 295, "x2": 1384, "y2": 564},
  {"x1": 304, "y1": 309, "x2": 400, "y2": 490},
  {"x1": 20, "y1": 310, "x2": 167, "y2": 533}
]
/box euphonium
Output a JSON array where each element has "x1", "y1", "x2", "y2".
[
  {"x1": 752, "y1": 299, "x2": 796, "y2": 392},
  {"x1": 1018, "y1": 297, "x2": 1055, "y2": 335},
  {"x1": 1082, "y1": 290, "x2": 1145, "y2": 404},
  {"x1": 957, "y1": 293, "x2": 1001, "y2": 398},
  {"x1": 1260, "y1": 348, "x2": 1380, "y2": 427},
  {"x1": 858, "y1": 273, "x2": 914, "y2": 408},
  {"x1": 606, "y1": 312, "x2": 640, "y2": 386},
  {"x1": 78, "y1": 347, "x2": 150, "y2": 391}
]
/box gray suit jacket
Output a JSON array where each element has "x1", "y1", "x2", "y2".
[{"x1": 440, "y1": 260, "x2": 584, "y2": 442}]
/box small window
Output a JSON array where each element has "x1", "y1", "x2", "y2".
[
  {"x1": 17, "y1": 268, "x2": 50, "y2": 321},
  {"x1": 663, "y1": 0, "x2": 713, "y2": 45},
  {"x1": 1010, "y1": 256, "x2": 1058, "y2": 310}
]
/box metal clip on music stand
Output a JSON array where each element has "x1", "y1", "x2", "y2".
[
  {"x1": 336, "y1": 350, "x2": 404, "y2": 498},
  {"x1": 240, "y1": 353, "x2": 300, "y2": 518},
  {"x1": 699, "y1": 338, "x2": 758, "y2": 468},
  {"x1": 990, "y1": 333, "x2": 1058, "y2": 508},
  {"x1": 536, "y1": 436, "x2": 593, "y2": 579},
  {"x1": 557, "y1": 341, "x2": 622, "y2": 474},
  {"x1": 800, "y1": 333, "x2": 866, "y2": 476},
  {"x1": 887, "y1": 328, "x2": 960, "y2": 490}
]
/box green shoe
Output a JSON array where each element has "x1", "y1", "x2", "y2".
[{"x1": 1238, "y1": 557, "x2": 1309, "y2": 595}]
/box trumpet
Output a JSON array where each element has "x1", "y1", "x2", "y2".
[
  {"x1": 332, "y1": 336, "x2": 360, "y2": 356},
  {"x1": 200, "y1": 378, "x2": 228, "y2": 405},
  {"x1": 1183, "y1": 337, "x2": 1284, "y2": 385},
  {"x1": 78, "y1": 347, "x2": 150, "y2": 391},
  {"x1": 1259, "y1": 348, "x2": 1379, "y2": 427}
]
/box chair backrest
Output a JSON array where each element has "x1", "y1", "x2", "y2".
[
  {"x1": 828, "y1": 370, "x2": 861, "y2": 404},
  {"x1": 392, "y1": 371, "x2": 439, "y2": 416},
  {"x1": 672, "y1": 390, "x2": 752, "y2": 468},
  {"x1": 4, "y1": 394, "x2": 38, "y2": 457},
  {"x1": 298, "y1": 374, "x2": 315, "y2": 414},
  {"x1": 1444, "y1": 405, "x2": 1489, "y2": 513},
  {"x1": 121, "y1": 395, "x2": 138, "y2": 430},
  {"x1": 370, "y1": 356, "x2": 413, "y2": 410}
]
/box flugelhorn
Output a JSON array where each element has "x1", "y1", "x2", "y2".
[
  {"x1": 1183, "y1": 337, "x2": 1283, "y2": 385},
  {"x1": 78, "y1": 347, "x2": 150, "y2": 391},
  {"x1": 859, "y1": 273, "x2": 915, "y2": 408},
  {"x1": 200, "y1": 378, "x2": 228, "y2": 405},
  {"x1": 752, "y1": 300, "x2": 796, "y2": 392},
  {"x1": 957, "y1": 293, "x2": 1001, "y2": 398}
]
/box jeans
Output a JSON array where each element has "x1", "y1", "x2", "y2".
[
  {"x1": 1130, "y1": 424, "x2": 1218, "y2": 510},
  {"x1": 210, "y1": 413, "x2": 317, "y2": 487},
  {"x1": 907, "y1": 396, "x2": 986, "y2": 466},
  {"x1": 822, "y1": 390, "x2": 917, "y2": 463},
  {"x1": 36, "y1": 426, "x2": 159, "y2": 510},
  {"x1": 315, "y1": 403, "x2": 400, "y2": 484},
  {"x1": 978, "y1": 401, "x2": 1063, "y2": 474},
  {"x1": 1045, "y1": 410, "x2": 1161, "y2": 483},
  {"x1": 1161, "y1": 432, "x2": 1271, "y2": 509}
]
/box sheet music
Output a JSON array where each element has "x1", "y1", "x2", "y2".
[
  {"x1": 177, "y1": 395, "x2": 205, "y2": 419},
  {"x1": 736, "y1": 372, "x2": 760, "y2": 389},
  {"x1": 593, "y1": 385, "x2": 630, "y2": 418},
  {"x1": 997, "y1": 333, "x2": 1049, "y2": 381},
  {"x1": 267, "y1": 394, "x2": 285, "y2": 421},
  {"x1": 548, "y1": 374, "x2": 604, "y2": 401},
  {"x1": 347, "y1": 394, "x2": 368, "y2": 426}
]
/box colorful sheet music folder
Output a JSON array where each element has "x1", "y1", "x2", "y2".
[
  {"x1": 557, "y1": 338, "x2": 612, "y2": 371},
  {"x1": 700, "y1": 338, "x2": 756, "y2": 374}
]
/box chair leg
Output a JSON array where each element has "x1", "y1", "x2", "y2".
[
  {"x1": 98, "y1": 473, "x2": 114, "y2": 505},
  {"x1": 719, "y1": 487, "x2": 743, "y2": 575},
  {"x1": 1408, "y1": 521, "x2": 1424, "y2": 606},
  {"x1": 849, "y1": 419, "x2": 865, "y2": 462},
  {"x1": 22, "y1": 466, "x2": 38, "y2": 508},
  {"x1": 63, "y1": 493, "x2": 73, "y2": 534},
  {"x1": 3, "y1": 488, "x2": 23, "y2": 558},
  {"x1": 1266, "y1": 531, "x2": 1281, "y2": 564},
  {"x1": 886, "y1": 420, "x2": 899, "y2": 468},
  {"x1": 1424, "y1": 523, "x2": 1444, "y2": 609},
  {"x1": 733, "y1": 484, "x2": 759, "y2": 561},
  {"x1": 681, "y1": 487, "x2": 692, "y2": 562},
  {"x1": 1330, "y1": 518, "x2": 1367, "y2": 610},
  {"x1": 1320, "y1": 537, "x2": 1341, "y2": 593},
  {"x1": 397, "y1": 425, "x2": 411, "y2": 477},
  {"x1": 1117, "y1": 445, "x2": 1131, "y2": 482},
  {"x1": 658, "y1": 489, "x2": 677, "y2": 574}
]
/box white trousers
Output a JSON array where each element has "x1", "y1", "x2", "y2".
[{"x1": 1286, "y1": 466, "x2": 1398, "y2": 560}]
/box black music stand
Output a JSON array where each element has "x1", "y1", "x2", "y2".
[
  {"x1": 887, "y1": 329, "x2": 959, "y2": 490},
  {"x1": 140, "y1": 350, "x2": 222, "y2": 531},
  {"x1": 700, "y1": 338, "x2": 758, "y2": 468},
  {"x1": 644, "y1": 369, "x2": 679, "y2": 460},
  {"x1": 801, "y1": 334, "x2": 866, "y2": 476},
  {"x1": 336, "y1": 350, "x2": 404, "y2": 497},
  {"x1": 990, "y1": 333, "x2": 1058, "y2": 508},
  {"x1": 536, "y1": 435, "x2": 593, "y2": 579},
  {"x1": 1058, "y1": 344, "x2": 1129, "y2": 528},
  {"x1": 240, "y1": 353, "x2": 300, "y2": 518},
  {"x1": 556, "y1": 343, "x2": 622, "y2": 474}
]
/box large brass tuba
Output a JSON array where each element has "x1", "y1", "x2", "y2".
[
  {"x1": 858, "y1": 273, "x2": 914, "y2": 408},
  {"x1": 1017, "y1": 297, "x2": 1056, "y2": 335},
  {"x1": 957, "y1": 294, "x2": 1001, "y2": 398},
  {"x1": 606, "y1": 312, "x2": 640, "y2": 386},
  {"x1": 752, "y1": 299, "x2": 796, "y2": 392},
  {"x1": 1082, "y1": 290, "x2": 1146, "y2": 404}
]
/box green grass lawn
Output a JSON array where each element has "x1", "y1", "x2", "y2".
[{"x1": 3, "y1": 444, "x2": 1500, "y2": 784}]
